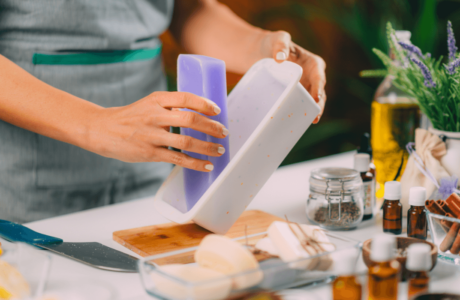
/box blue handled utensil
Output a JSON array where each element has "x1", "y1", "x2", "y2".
[{"x1": 0, "y1": 219, "x2": 138, "y2": 272}]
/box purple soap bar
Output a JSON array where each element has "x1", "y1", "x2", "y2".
[{"x1": 177, "y1": 54, "x2": 230, "y2": 211}]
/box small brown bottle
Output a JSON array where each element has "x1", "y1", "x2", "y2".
[
  {"x1": 355, "y1": 153, "x2": 375, "y2": 221},
  {"x1": 406, "y1": 243, "x2": 431, "y2": 298},
  {"x1": 368, "y1": 234, "x2": 400, "y2": 300},
  {"x1": 382, "y1": 181, "x2": 402, "y2": 234},
  {"x1": 407, "y1": 187, "x2": 428, "y2": 240},
  {"x1": 332, "y1": 248, "x2": 362, "y2": 300}
]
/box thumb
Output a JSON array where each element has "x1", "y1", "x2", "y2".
[{"x1": 270, "y1": 31, "x2": 291, "y2": 63}]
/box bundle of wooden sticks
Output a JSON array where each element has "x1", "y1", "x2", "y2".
[{"x1": 425, "y1": 193, "x2": 460, "y2": 254}]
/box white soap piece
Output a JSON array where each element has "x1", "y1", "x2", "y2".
[
  {"x1": 194, "y1": 235, "x2": 263, "y2": 290},
  {"x1": 298, "y1": 224, "x2": 336, "y2": 253},
  {"x1": 0, "y1": 260, "x2": 30, "y2": 299},
  {"x1": 150, "y1": 264, "x2": 232, "y2": 300},
  {"x1": 255, "y1": 237, "x2": 279, "y2": 256},
  {"x1": 267, "y1": 221, "x2": 335, "y2": 270}
]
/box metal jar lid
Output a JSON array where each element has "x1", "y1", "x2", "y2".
[{"x1": 310, "y1": 168, "x2": 363, "y2": 195}]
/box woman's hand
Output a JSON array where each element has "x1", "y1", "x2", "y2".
[
  {"x1": 87, "y1": 91, "x2": 228, "y2": 172},
  {"x1": 260, "y1": 31, "x2": 327, "y2": 123}
]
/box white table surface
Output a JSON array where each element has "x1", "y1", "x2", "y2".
[{"x1": 5, "y1": 151, "x2": 460, "y2": 299}]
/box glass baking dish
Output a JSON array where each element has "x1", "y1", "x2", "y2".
[
  {"x1": 427, "y1": 211, "x2": 460, "y2": 265},
  {"x1": 138, "y1": 231, "x2": 361, "y2": 300},
  {"x1": 0, "y1": 241, "x2": 52, "y2": 299}
]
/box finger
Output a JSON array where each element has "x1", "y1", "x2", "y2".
[
  {"x1": 158, "y1": 110, "x2": 229, "y2": 139},
  {"x1": 155, "y1": 147, "x2": 215, "y2": 172},
  {"x1": 311, "y1": 86, "x2": 327, "y2": 124},
  {"x1": 313, "y1": 97, "x2": 326, "y2": 123},
  {"x1": 155, "y1": 91, "x2": 221, "y2": 116},
  {"x1": 159, "y1": 132, "x2": 225, "y2": 157},
  {"x1": 271, "y1": 31, "x2": 291, "y2": 63}
]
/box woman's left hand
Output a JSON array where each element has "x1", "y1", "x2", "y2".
[{"x1": 260, "y1": 31, "x2": 326, "y2": 123}]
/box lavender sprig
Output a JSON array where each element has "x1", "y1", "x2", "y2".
[
  {"x1": 448, "y1": 21, "x2": 458, "y2": 62},
  {"x1": 411, "y1": 57, "x2": 436, "y2": 88},
  {"x1": 446, "y1": 57, "x2": 460, "y2": 75},
  {"x1": 398, "y1": 41, "x2": 424, "y2": 58}
]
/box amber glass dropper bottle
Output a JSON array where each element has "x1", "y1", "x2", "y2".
[
  {"x1": 368, "y1": 234, "x2": 400, "y2": 300},
  {"x1": 332, "y1": 248, "x2": 362, "y2": 300},
  {"x1": 407, "y1": 187, "x2": 428, "y2": 240},
  {"x1": 382, "y1": 181, "x2": 403, "y2": 234},
  {"x1": 355, "y1": 153, "x2": 375, "y2": 220},
  {"x1": 406, "y1": 243, "x2": 431, "y2": 298}
]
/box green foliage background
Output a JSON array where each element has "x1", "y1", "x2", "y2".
[{"x1": 167, "y1": 0, "x2": 460, "y2": 165}]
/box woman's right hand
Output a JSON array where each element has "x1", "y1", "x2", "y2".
[{"x1": 86, "y1": 91, "x2": 228, "y2": 172}]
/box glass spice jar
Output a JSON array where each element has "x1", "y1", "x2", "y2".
[{"x1": 306, "y1": 168, "x2": 364, "y2": 230}]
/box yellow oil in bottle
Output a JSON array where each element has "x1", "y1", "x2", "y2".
[{"x1": 371, "y1": 76, "x2": 422, "y2": 204}]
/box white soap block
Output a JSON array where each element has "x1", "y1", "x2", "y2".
[
  {"x1": 298, "y1": 224, "x2": 336, "y2": 253},
  {"x1": 267, "y1": 221, "x2": 335, "y2": 270},
  {"x1": 194, "y1": 235, "x2": 263, "y2": 290},
  {"x1": 255, "y1": 237, "x2": 279, "y2": 256},
  {"x1": 150, "y1": 264, "x2": 232, "y2": 300}
]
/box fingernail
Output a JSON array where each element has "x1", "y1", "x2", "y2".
[
  {"x1": 214, "y1": 105, "x2": 221, "y2": 115},
  {"x1": 218, "y1": 147, "x2": 225, "y2": 154},
  {"x1": 276, "y1": 51, "x2": 287, "y2": 61},
  {"x1": 222, "y1": 128, "x2": 229, "y2": 137},
  {"x1": 205, "y1": 164, "x2": 214, "y2": 171}
]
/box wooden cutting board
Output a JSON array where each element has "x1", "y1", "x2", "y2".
[{"x1": 113, "y1": 210, "x2": 283, "y2": 265}]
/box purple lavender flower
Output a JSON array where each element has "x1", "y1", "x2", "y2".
[
  {"x1": 448, "y1": 21, "x2": 458, "y2": 62},
  {"x1": 446, "y1": 57, "x2": 460, "y2": 75},
  {"x1": 398, "y1": 41, "x2": 424, "y2": 58},
  {"x1": 411, "y1": 57, "x2": 436, "y2": 88}
]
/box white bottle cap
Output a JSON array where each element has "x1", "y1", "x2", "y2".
[
  {"x1": 354, "y1": 153, "x2": 370, "y2": 173},
  {"x1": 370, "y1": 234, "x2": 396, "y2": 262},
  {"x1": 409, "y1": 187, "x2": 427, "y2": 206},
  {"x1": 406, "y1": 243, "x2": 432, "y2": 271},
  {"x1": 395, "y1": 31, "x2": 412, "y2": 44},
  {"x1": 384, "y1": 181, "x2": 401, "y2": 200},
  {"x1": 334, "y1": 248, "x2": 359, "y2": 276}
]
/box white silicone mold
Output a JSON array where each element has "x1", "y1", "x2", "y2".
[{"x1": 154, "y1": 58, "x2": 320, "y2": 233}]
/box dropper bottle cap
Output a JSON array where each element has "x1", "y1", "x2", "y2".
[
  {"x1": 406, "y1": 243, "x2": 432, "y2": 271},
  {"x1": 334, "y1": 248, "x2": 360, "y2": 276},
  {"x1": 370, "y1": 234, "x2": 396, "y2": 262},
  {"x1": 409, "y1": 187, "x2": 427, "y2": 206},
  {"x1": 384, "y1": 181, "x2": 401, "y2": 200},
  {"x1": 354, "y1": 153, "x2": 370, "y2": 173}
]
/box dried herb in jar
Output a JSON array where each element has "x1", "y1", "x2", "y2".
[{"x1": 313, "y1": 202, "x2": 361, "y2": 227}]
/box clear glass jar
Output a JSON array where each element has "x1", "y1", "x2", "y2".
[{"x1": 306, "y1": 168, "x2": 364, "y2": 230}]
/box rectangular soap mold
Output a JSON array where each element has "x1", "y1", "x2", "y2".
[{"x1": 154, "y1": 58, "x2": 321, "y2": 233}]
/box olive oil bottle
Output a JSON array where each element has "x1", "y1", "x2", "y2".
[{"x1": 371, "y1": 31, "x2": 423, "y2": 202}]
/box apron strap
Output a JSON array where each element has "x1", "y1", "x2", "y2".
[{"x1": 32, "y1": 46, "x2": 162, "y2": 65}]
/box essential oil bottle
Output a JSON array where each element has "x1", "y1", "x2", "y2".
[
  {"x1": 358, "y1": 132, "x2": 376, "y2": 178},
  {"x1": 406, "y1": 243, "x2": 431, "y2": 298},
  {"x1": 407, "y1": 187, "x2": 428, "y2": 240},
  {"x1": 368, "y1": 234, "x2": 400, "y2": 300},
  {"x1": 382, "y1": 181, "x2": 402, "y2": 235},
  {"x1": 354, "y1": 153, "x2": 375, "y2": 220},
  {"x1": 332, "y1": 248, "x2": 362, "y2": 300}
]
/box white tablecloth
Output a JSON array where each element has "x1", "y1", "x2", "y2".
[{"x1": 4, "y1": 152, "x2": 460, "y2": 299}]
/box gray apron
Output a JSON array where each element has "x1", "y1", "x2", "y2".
[{"x1": 0, "y1": 0, "x2": 174, "y2": 223}]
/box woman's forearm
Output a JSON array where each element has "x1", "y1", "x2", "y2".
[
  {"x1": 0, "y1": 55, "x2": 102, "y2": 151},
  {"x1": 170, "y1": 0, "x2": 269, "y2": 74}
]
